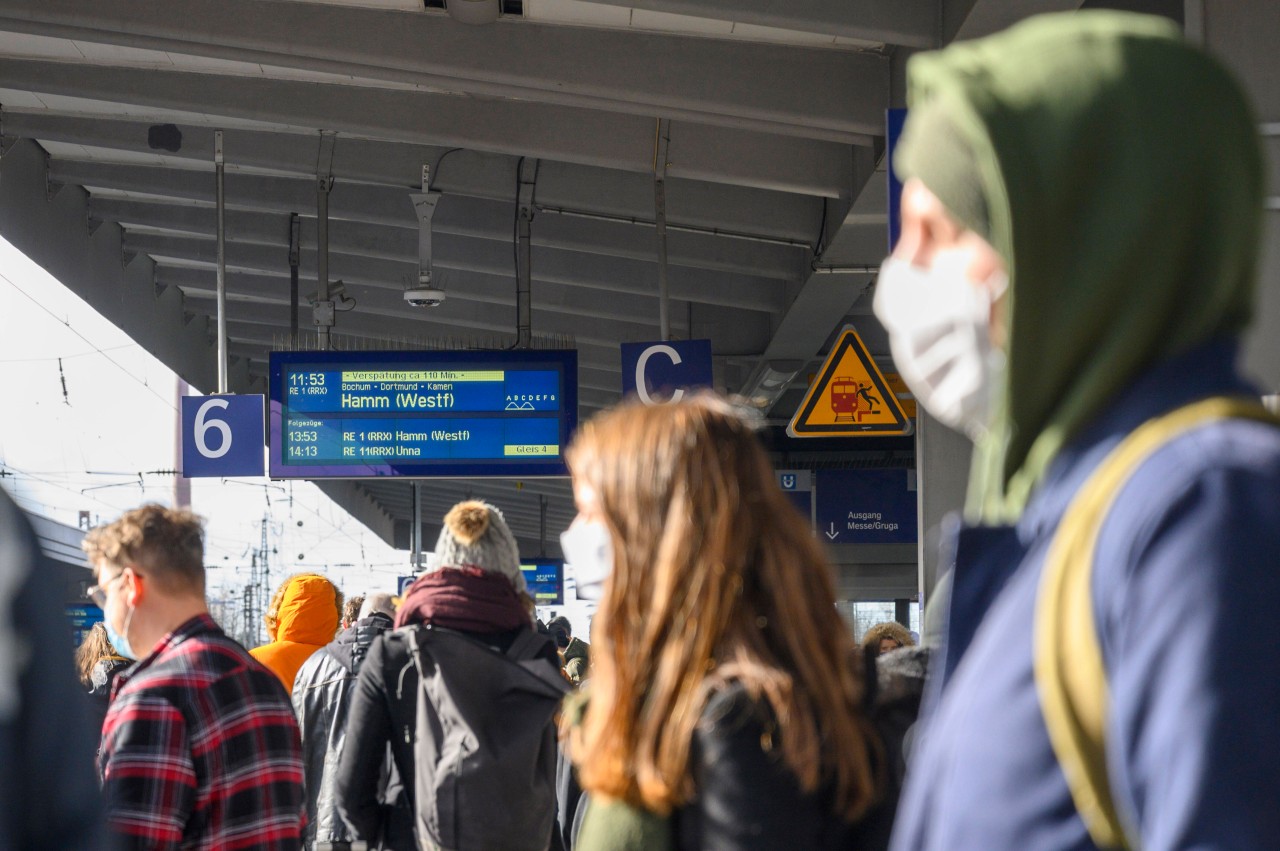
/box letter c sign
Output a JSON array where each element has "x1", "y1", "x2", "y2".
[
  {"x1": 620, "y1": 339, "x2": 713, "y2": 406},
  {"x1": 635, "y1": 344, "x2": 683, "y2": 405}
]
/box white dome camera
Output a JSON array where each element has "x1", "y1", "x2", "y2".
[{"x1": 404, "y1": 287, "x2": 446, "y2": 308}]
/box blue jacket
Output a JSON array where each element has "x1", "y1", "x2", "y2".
[{"x1": 891, "y1": 340, "x2": 1280, "y2": 850}]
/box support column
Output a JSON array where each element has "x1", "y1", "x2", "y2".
[
  {"x1": 314, "y1": 132, "x2": 337, "y2": 350},
  {"x1": 915, "y1": 409, "x2": 972, "y2": 612},
  {"x1": 653, "y1": 118, "x2": 672, "y2": 341},
  {"x1": 410, "y1": 481, "x2": 423, "y2": 572},
  {"x1": 214, "y1": 129, "x2": 228, "y2": 391},
  {"x1": 515, "y1": 158, "x2": 538, "y2": 349}
]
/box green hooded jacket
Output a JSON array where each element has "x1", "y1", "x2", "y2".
[{"x1": 895, "y1": 11, "x2": 1264, "y2": 522}]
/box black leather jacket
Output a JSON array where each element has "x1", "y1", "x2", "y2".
[{"x1": 292, "y1": 613, "x2": 394, "y2": 850}]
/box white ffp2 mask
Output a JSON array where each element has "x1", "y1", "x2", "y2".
[
  {"x1": 560, "y1": 520, "x2": 613, "y2": 602},
  {"x1": 873, "y1": 255, "x2": 1006, "y2": 438}
]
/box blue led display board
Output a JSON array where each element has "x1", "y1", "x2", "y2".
[
  {"x1": 269, "y1": 349, "x2": 577, "y2": 478},
  {"x1": 521, "y1": 560, "x2": 564, "y2": 606}
]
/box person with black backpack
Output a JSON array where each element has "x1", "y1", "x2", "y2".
[{"x1": 336, "y1": 500, "x2": 569, "y2": 851}]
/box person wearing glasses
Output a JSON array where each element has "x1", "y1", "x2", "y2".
[{"x1": 84, "y1": 504, "x2": 307, "y2": 850}]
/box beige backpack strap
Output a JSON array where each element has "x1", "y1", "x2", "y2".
[{"x1": 1035, "y1": 397, "x2": 1278, "y2": 850}]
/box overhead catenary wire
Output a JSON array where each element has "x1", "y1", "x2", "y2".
[
  {"x1": 0, "y1": 272, "x2": 179, "y2": 413},
  {"x1": 0, "y1": 344, "x2": 137, "y2": 363}
]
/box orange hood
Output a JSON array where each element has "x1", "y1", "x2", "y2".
[
  {"x1": 250, "y1": 574, "x2": 339, "y2": 691},
  {"x1": 268, "y1": 574, "x2": 340, "y2": 645}
]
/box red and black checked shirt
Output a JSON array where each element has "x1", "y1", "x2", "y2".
[{"x1": 100, "y1": 614, "x2": 306, "y2": 851}]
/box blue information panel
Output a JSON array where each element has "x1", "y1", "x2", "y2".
[
  {"x1": 521, "y1": 560, "x2": 564, "y2": 606},
  {"x1": 269, "y1": 350, "x2": 577, "y2": 478},
  {"x1": 67, "y1": 603, "x2": 104, "y2": 647},
  {"x1": 816, "y1": 468, "x2": 917, "y2": 545}
]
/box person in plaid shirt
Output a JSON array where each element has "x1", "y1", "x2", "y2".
[{"x1": 84, "y1": 504, "x2": 306, "y2": 850}]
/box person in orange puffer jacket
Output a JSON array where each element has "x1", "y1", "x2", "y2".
[{"x1": 251, "y1": 573, "x2": 343, "y2": 691}]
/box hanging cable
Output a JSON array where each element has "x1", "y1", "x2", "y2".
[{"x1": 1, "y1": 272, "x2": 178, "y2": 413}]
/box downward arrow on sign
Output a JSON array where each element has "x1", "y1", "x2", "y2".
[{"x1": 826, "y1": 522, "x2": 839, "y2": 541}]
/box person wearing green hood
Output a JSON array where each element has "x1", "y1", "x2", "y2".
[{"x1": 876, "y1": 12, "x2": 1280, "y2": 851}]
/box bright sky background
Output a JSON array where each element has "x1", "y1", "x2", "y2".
[
  {"x1": 0, "y1": 236, "x2": 595, "y2": 640},
  {"x1": 0, "y1": 236, "x2": 411, "y2": 628}
]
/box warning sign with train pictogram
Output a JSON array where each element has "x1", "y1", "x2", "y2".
[{"x1": 787, "y1": 327, "x2": 912, "y2": 437}]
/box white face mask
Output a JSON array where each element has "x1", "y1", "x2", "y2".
[
  {"x1": 873, "y1": 254, "x2": 1007, "y2": 439},
  {"x1": 560, "y1": 520, "x2": 613, "y2": 602}
]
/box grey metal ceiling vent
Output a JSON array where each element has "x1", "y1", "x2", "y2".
[{"x1": 424, "y1": 0, "x2": 523, "y2": 23}]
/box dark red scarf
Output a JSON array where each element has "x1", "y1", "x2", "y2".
[{"x1": 395, "y1": 566, "x2": 529, "y2": 633}]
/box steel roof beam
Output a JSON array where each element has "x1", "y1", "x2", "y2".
[
  {"x1": 154, "y1": 263, "x2": 735, "y2": 332},
  {"x1": 5, "y1": 59, "x2": 853, "y2": 196},
  {"x1": 0, "y1": 0, "x2": 887, "y2": 142},
  {"x1": 223, "y1": 322, "x2": 622, "y2": 366},
  {"x1": 90, "y1": 196, "x2": 805, "y2": 282},
  {"x1": 570, "y1": 0, "x2": 939, "y2": 47},
  {"x1": 945, "y1": 0, "x2": 1084, "y2": 42},
  {"x1": 188, "y1": 291, "x2": 680, "y2": 353},
  {"x1": 12, "y1": 113, "x2": 824, "y2": 242},
  {"x1": 51, "y1": 159, "x2": 417, "y2": 227},
  {"x1": 125, "y1": 230, "x2": 789, "y2": 313}
]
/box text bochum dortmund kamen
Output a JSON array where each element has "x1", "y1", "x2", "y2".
[{"x1": 340, "y1": 383, "x2": 470, "y2": 444}]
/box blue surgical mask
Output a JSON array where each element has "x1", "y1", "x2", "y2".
[
  {"x1": 560, "y1": 521, "x2": 613, "y2": 602},
  {"x1": 105, "y1": 611, "x2": 137, "y2": 661}
]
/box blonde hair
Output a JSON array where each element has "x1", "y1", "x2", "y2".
[
  {"x1": 82, "y1": 504, "x2": 205, "y2": 595},
  {"x1": 862, "y1": 621, "x2": 915, "y2": 652},
  {"x1": 565, "y1": 394, "x2": 879, "y2": 820},
  {"x1": 75, "y1": 622, "x2": 125, "y2": 686}
]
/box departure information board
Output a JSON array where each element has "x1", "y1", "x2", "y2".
[
  {"x1": 521, "y1": 561, "x2": 564, "y2": 606},
  {"x1": 269, "y1": 350, "x2": 577, "y2": 478}
]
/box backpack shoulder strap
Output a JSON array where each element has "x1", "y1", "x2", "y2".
[
  {"x1": 1035, "y1": 396, "x2": 1279, "y2": 850},
  {"x1": 404, "y1": 624, "x2": 431, "y2": 680},
  {"x1": 505, "y1": 626, "x2": 553, "y2": 663}
]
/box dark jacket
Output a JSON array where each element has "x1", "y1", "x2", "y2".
[
  {"x1": 86, "y1": 656, "x2": 131, "y2": 741},
  {"x1": 0, "y1": 489, "x2": 110, "y2": 850},
  {"x1": 574, "y1": 680, "x2": 892, "y2": 851},
  {"x1": 674, "y1": 682, "x2": 889, "y2": 851},
  {"x1": 337, "y1": 619, "x2": 560, "y2": 849},
  {"x1": 292, "y1": 613, "x2": 393, "y2": 849}
]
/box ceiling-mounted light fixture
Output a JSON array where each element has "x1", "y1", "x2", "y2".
[
  {"x1": 740, "y1": 359, "x2": 805, "y2": 413},
  {"x1": 446, "y1": 0, "x2": 500, "y2": 25}
]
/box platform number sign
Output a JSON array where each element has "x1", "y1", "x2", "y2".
[
  {"x1": 181, "y1": 395, "x2": 265, "y2": 477},
  {"x1": 620, "y1": 339, "x2": 713, "y2": 405}
]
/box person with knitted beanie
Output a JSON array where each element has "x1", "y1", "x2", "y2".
[{"x1": 337, "y1": 500, "x2": 564, "y2": 850}]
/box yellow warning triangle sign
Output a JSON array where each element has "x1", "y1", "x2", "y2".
[{"x1": 787, "y1": 327, "x2": 912, "y2": 437}]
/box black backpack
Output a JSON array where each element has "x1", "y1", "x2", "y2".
[{"x1": 406, "y1": 624, "x2": 570, "y2": 851}]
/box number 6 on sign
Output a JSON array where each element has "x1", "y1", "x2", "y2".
[
  {"x1": 194, "y1": 398, "x2": 233, "y2": 459},
  {"x1": 181, "y1": 395, "x2": 265, "y2": 478}
]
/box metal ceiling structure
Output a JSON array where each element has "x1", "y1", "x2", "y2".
[{"x1": 0, "y1": 0, "x2": 1227, "y2": 559}]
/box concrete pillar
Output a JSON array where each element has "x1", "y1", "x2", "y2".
[
  {"x1": 915, "y1": 410, "x2": 972, "y2": 611},
  {"x1": 1200, "y1": 0, "x2": 1280, "y2": 393}
]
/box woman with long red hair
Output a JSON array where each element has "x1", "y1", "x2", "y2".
[{"x1": 561, "y1": 393, "x2": 887, "y2": 849}]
